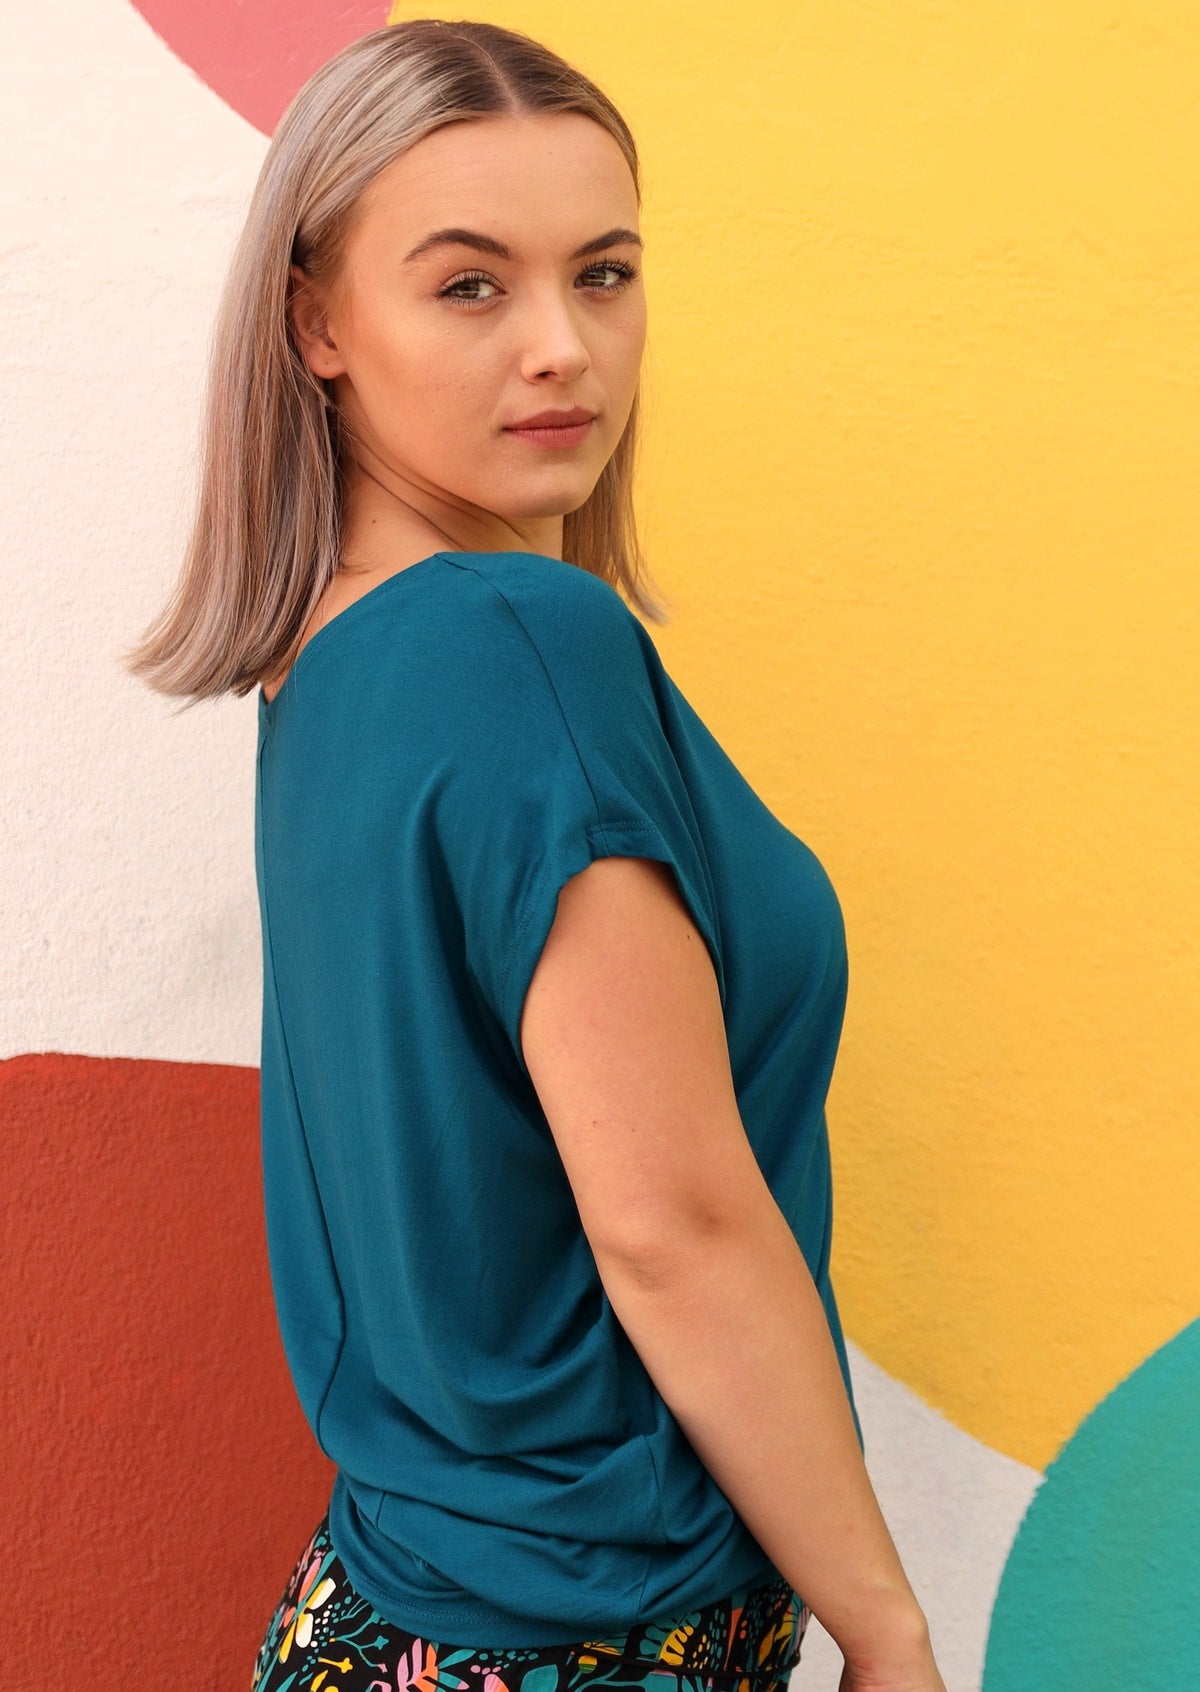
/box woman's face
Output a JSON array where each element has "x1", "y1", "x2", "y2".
[{"x1": 291, "y1": 111, "x2": 647, "y2": 541}]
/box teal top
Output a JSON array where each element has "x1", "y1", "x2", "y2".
[{"x1": 254, "y1": 549, "x2": 863, "y2": 1646}]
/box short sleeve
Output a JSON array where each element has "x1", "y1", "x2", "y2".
[{"x1": 431, "y1": 561, "x2": 725, "y2": 1077}]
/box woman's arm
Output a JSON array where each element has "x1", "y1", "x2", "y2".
[{"x1": 519, "y1": 854, "x2": 932, "y2": 1671}]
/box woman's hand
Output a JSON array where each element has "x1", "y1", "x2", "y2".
[{"x1": 836, "y1": 1617, "x2": 949, "y2": 1692}]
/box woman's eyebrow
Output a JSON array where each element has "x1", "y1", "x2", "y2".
[{"x1": 403, "y1": 226, "x2": 643, "y2": 264}]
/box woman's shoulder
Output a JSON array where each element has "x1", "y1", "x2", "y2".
[
  {"x1": 393, "y1": 551, "x2": 669, "y2": 779},
  {"x1": 435, "y1": 549, "x2": 652, "y2": 684},
  {"x1": 440, "y1": 548, "x2": 633, "y2": 624}
]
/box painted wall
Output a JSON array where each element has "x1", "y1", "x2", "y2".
[{"x1": 3, "y1": 3, "x2": 1196, "y2": 1689}]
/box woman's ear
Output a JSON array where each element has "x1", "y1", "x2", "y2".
[{"x1": 287, "y1": 263, "x2": 345, "y2": 380}]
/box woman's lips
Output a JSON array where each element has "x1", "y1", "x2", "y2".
[{"x1": 504, "y1": 419, "x2": 594, "y2": 448}]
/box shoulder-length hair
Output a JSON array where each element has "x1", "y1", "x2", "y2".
[{"x1": 123, "y1": 17, "x2": 669, "y2": 710}]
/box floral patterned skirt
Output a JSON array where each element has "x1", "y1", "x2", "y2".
[{"x1": 251, "y1": 1508, "x2": 811, "y2": 1692}]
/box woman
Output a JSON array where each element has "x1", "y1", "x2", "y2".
[{"x1": 126, "y1": 20, "x2": 947, "y2": 1692}]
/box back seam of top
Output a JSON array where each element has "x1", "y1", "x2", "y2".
[{"x1": 256, "y1": 752, "x2": 348, "y2": 1457}]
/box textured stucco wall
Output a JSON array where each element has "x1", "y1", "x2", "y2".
[{"x1": 3, "y1": 3, "x2": 1197, "y2": 1689}]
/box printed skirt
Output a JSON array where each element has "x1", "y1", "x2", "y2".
[{"x1": 251, "y1": 1508, "x2": 811, "y2": 1692}]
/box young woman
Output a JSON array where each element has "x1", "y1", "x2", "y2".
[{"x1": 126, "y1": 20, "x2": 948, "y2": 1692}]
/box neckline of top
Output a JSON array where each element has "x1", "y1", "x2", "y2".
[{"x1": 258, "y1": 549, "x2": 462, "y2": 723}]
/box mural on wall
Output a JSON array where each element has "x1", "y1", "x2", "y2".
[
  {"x1": 984, "y1": 1317, "x2": 1200, "y2": 1689},
  {"x1": 127, "y1": 0, "x2": 391, "y2": 134},
  {"x1": 6, "y1": 3, "x2": 1197, "y2": 1689}
]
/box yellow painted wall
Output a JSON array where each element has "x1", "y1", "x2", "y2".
[{"x1": 392, "y1": 0, "x2": 1200, "y2": 1472}]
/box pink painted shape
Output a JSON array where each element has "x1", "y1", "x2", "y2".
[{"x1": 128, "y1": 0, "x2": 392, "y2": 135}]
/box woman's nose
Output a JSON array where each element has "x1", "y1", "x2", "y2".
[{"x1": 516, "y1": 292, "x2": 592, "y2": 375}]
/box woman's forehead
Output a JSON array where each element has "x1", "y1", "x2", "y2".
[{"x1": 351, "y1": 115, "x2": 637, "y2": 246}]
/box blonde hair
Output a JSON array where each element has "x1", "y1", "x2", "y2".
[{"x1": 123, "y1": 17, "x2": 669, "y2": 709}]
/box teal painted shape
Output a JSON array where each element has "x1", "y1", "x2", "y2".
[
  {"x1": 984, "y1": 1316, "x2": 1200, "y2": 1691},
  {"x1": 518, "y1": 1669, "x2": 563, "y2": 1692}
]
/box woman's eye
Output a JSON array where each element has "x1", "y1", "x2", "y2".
[
  {"x1": 438, "y1": 259, "x2": 639, "y2": 308},
  {"x1": 585, "y1": 260, "x2": 639, "y2": 291},
  {"x1": 437, "y1": 271, "x2": 499, "y2": 305}
]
